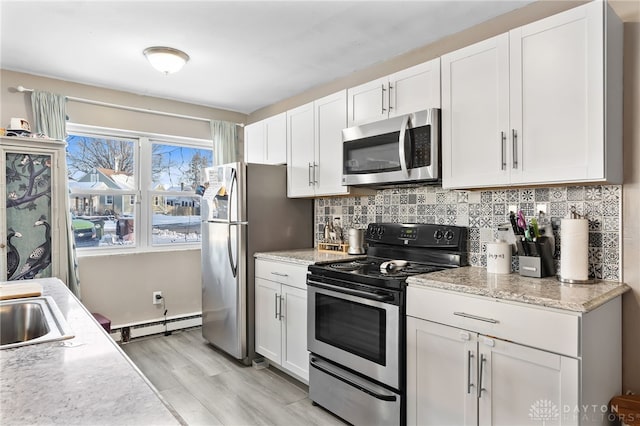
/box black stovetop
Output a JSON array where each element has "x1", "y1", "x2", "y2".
[{"x1": 309, "y1": 223, "x2": 468, "y2": 290}]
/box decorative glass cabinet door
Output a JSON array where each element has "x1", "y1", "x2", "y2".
[{"x1": 5, "y1": 151, "x2": 53, "y2": 280}]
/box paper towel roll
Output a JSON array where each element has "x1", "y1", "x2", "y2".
[
  {"x1": 560, "y1": 218, "x2": 589, "y2": 281},
  {"x1": 487, "y1": 240, "x2": 512, "y2": 274}
]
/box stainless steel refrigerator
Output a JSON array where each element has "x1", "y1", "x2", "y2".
[{"x1": 200, "y1": 162, "x2": 312, "y2": 364}]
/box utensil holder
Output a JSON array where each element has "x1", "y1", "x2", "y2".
[{"x1": 518, "y1": 236, "x2": 555, "y2": 278}]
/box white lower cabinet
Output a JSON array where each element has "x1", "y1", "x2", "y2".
[
  {"x1": 407, "y1": 318, "x2": 578, "y2": 426},
  {"x1": 254, "y1": 258, "x2": 309, "y2": 382},
  {"x1": 407, "y1": 286, "x2": 622, "y2": 426}
]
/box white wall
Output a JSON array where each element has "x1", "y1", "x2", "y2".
[{"x1": 78, "y1": 250, "x2": 202, "y2": 326}]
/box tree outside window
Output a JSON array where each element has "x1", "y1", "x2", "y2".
[{"x1": 66, "y1": 131, "x2": 212, "y2": 250}]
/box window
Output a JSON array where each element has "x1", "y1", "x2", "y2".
[{"x1": 66, "y1": 126, "x2": 213, "y2": 251}]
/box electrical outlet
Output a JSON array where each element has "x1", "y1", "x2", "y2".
[{"x1": 153, "y1": 291, "x2": 162, "y2": 305}]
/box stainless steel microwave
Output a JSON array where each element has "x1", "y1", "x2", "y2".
[{"x1": 341, "y1": 108, "x2": 440, "y2": 186}]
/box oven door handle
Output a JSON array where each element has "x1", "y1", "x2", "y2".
[
  {"x1": 310, "y1": 357, "x2": 398, "y2": 402},
  {"x1": 307, "y1": 280, "x2": 395, "y2": 302}
]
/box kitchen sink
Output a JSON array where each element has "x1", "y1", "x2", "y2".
[{"x1": 0, "y1": 296, "x2": 74, "y2": 349}]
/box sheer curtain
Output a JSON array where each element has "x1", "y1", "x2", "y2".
[
  {"x1": 31, "y1": 90, "x2": 80, "y2": 297},
  {"x1": 210, "y1": 120, "x2": 238, "y2": 165}
]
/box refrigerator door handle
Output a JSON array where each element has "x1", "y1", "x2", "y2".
[
  {"x1": 227, "y1": 223, "x2": 238, "y2": 278},
  {"x1": 228, "y1": 167, "x2": 238, "y2": 222}
]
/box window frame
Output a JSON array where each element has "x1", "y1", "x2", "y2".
[{"x1": 66, "y1": 123, "x2": 212, "y2": 255}]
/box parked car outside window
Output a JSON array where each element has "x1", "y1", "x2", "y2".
[{"x1": 72, "y1": 217, "x2": 99, "y2": 247}]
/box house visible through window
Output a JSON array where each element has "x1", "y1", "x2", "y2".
[{"x1": 66, "y1": 127, "x2": 213, "y2": 250}]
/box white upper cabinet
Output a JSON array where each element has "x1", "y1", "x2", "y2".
[
  {"x1": 442, "y1": 1, "x2": 622, "y2": 189},
  {"x1": 244, "y1": 121, "x2": 265, "y2": 164},
  {"x1": 287, "y1": 90, "x2": 350, "y2": 198},
  {"x1": 347, "y1": 58, "x2": 441, "y2": 127},
  {"x1": 244, "y1": 112, "x2": 287, "y2": 165},
  {"x1": 441, "y1": 34, "x2": 510, "y2": 188}
]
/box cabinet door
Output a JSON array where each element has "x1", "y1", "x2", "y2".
[
  {"x1": 314, "y1": 90, "x2": 349, "y2": 196},
  {"x1": 244, "y1": 122, "x2": 265, "y2": 164},
  {"x1": 347, "y1": 76, "x2": 388, "y2": 127},
  {"x1": 509, "y1": 2, "x2": 604, "y2": 184},
  {"x1": 286, "y1": 102, "x2": 316, "y2": 197},
  {"x1": 2, "y1": 145, "x2": 60, "y2": 281},
  {"x1": 389, "y1": 58, "x2": 441, "y2": 116},
  {"x1": 407, "y1": 317, "x2": 477, "y2": 426},
  {"x1": 478, "y1": 336, "x2": 579, "y2": 426},
  {"x1": 281, "y1": 285, "x2": 309, "y2": 382},
  {"x1": 255, "y1": 277, "x2": 282, "y2": 363},
  {"x1": 441, "y1": 34, "x2": 510, "y2": 189},
  {"x1": 264, "y1": 112, "x2": 287, "y2": 165}
]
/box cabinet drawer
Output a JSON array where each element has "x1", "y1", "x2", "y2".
[
  {"x1": 407, "y1": 286, "x2": 580, "y2": 357},
  {"x1": 255, "y1": 259, "x2": 308, "y2": 290}
]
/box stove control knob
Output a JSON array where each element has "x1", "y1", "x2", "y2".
[
  {"x1": 434, "y1": 229, "x2": 444, "y2": 240},
  {"x1": 445, "y1": 230, "x2": 455, "y2": 241},
  {"x1": 378, "y1": 226, "x2": 385, "y2": 236}
]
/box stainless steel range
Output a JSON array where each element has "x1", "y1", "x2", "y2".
[{"x1": 307, "y1": 222, "x2": 468, "y2": 426}]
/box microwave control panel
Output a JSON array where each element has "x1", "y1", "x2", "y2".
[{"x1": 411, "y1": 126, "x2": 431, "y2": 167}]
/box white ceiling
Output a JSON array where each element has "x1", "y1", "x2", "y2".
[{"x1": 1, "y1": 1, "x2": 534, "y2": 114}]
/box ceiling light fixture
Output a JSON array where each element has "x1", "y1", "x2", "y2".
[{"x1": 143, "y1": 46, "x2": 190, "y2": 74}]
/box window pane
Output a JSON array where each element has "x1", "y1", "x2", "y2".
[
  {"x1": 67, "y1": 134, "x2": 136, "y2": 189},
  {"x1": 70, "y1": 194, "x2": 136, "y2": 248},
  {"x1": 151, "y1": 142, "x2": 212, "y2": 192},
  {"x1": 151, "y1": 196, "x2": 201, "y2": 245}
]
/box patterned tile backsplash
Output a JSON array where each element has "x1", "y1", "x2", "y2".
[{"x1": 314, "y1": 185, "x2": 622, "y2": 281}]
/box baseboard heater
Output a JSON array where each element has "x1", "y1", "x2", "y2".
[{"x1": 110, "y1": 313, "x2": 202, "y2": 342}]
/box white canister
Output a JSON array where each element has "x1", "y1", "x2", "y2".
[{"x1": 486, "y1": 239, "x2": 512, "y2": 274}]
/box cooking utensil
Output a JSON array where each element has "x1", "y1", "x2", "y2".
[
  {"x1": 517, "y1": 210, "x2": 526, "y2": 233},
  {"x1": 509, "y1": 212, "x2": 520, "y2": 235},
  {"x1": 530, "y1": 217, "x2": 540, "y2": 239},
  {"x1": 347, "y1": 228, "x2": 366, "y2": 255}
]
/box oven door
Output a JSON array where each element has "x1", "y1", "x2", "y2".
[
  {"x1": 342, "y1": 108, "x2": 439, "y2": 186},
  {"x1": 307, "y1": 278, "x2": 400, "y2": 389}
]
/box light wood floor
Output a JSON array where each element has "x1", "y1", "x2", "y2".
[{"x1": 121, "y1": 327, "x2": 347, "y2": 426}]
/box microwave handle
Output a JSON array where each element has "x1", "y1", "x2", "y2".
[{"x1": 398, "y1": 114, "x2": 410, "y2": 178}]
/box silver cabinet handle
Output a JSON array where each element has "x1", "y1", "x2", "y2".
[
  {"x1": 308, "y1": 162, "x2": 313, "y2": 186},
  {"x1": 512, "y1": 129, "x2": 518, "y2": 169},
  {"x1": 271, "y1": 272, "x2": 288, "y2": 277},
  {"x1": 274, "y1": 294, "x2": 279, "y2": 319},
  {"x1": 313, "y1": 162, "x2": 318, "y2": 185},
  {"x1": 279, "y1": 294, "x2": 284, "y2": 320},
  {"x1": 501, "y1": 131, "x2": 506, "y2": 170},
  {"x1": 478, "y1": 353, "x2": 487, "y2": 398},
  {"x1": 381, "y1": 84, "x2": 386, "y2": 113},
  {"x1": 467, "y1": 350, "x2": 475, "y2": 394},
  {"x1": 388, "y1": 84, "x2": 393, "y2": 111},
  {"x1": 453, "y1": 312, "x2": 499, "y2": 324}
]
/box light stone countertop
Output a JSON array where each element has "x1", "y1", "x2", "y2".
[
  {"x1": 407, "y1": 266, "x2": 630, "y2": 313},
  {"x1": 255, "y1": 248, "x2": 366, "y2": 266},
  {"x1": 0, "y1": 278, "x2": 182, "y2": 426}
]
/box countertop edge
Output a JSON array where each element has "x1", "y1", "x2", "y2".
[
  {"x1": 408, "y1": 268, "x2": 631, "y2": 313},
  {"x1": 255, "y1": 248, "x2": 366, "y2": 266}
]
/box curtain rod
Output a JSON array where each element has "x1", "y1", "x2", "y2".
[{"x1": 15, "y1": 85, "x2": 244, "y2": 127}]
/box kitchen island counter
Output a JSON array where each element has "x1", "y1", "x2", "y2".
[
  {"x1": 408, "y1": 266, "x2": 630, "y2": 313},
  {"x1": 255, "y1": 248, "x2": 365, "y2": 266},
  {"x1": 0, "y1": 278, "x2": 182, "y2": 425}
]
